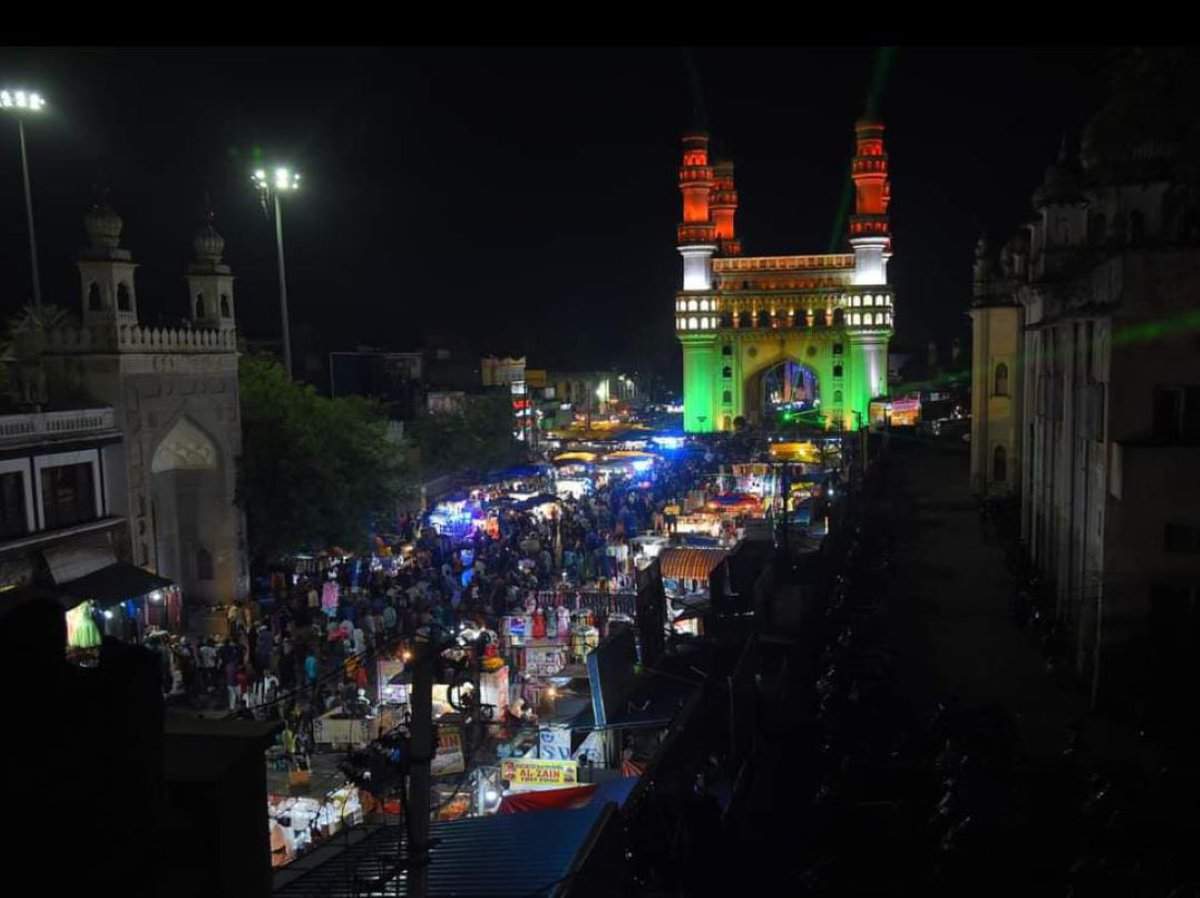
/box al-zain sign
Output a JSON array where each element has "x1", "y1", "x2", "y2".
[{"x1": 500, "y1": 758, "x2": 579, "y2": 790}]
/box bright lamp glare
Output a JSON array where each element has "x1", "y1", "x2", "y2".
[{"x1": 1, "y1": 89, "x2": 44, "y2": 111}]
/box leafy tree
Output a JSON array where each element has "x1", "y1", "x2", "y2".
[
  {"x1": 409, "y1": 390, "x2": 525, "y2": 479},
  {"x1": 237, "y1": 355, "x2": 410, "y2": 568}
]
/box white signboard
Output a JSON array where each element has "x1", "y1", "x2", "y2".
[
  {"x1": 525, "y1": 645, "x2": 566, "y2": 677},
  {"x1": 538, "y1": 726, "x2": 572, "y2": 761}
]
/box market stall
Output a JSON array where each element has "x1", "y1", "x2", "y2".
[{"x1": 267, "y1": 787, "x2": 364, "y2": 868}]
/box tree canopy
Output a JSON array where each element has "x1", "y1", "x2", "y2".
[
  {"x1": 237, "y1": 355, "x2": 410, "y2": 567},
  {"x1": 408, "y1": 390, "x2": 525, "y2": 479}
]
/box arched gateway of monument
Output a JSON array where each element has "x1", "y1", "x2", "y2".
[
  {"x1": 673, "y1": 119, "x2": 897, "y2": 432},
  {"x1": 41, "y1": 201, "x2": 249, "y2": 609}
]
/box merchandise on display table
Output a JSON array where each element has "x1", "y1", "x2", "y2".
[{"x1": 268, "y1": 787, "x2": 364, "y2": 867}]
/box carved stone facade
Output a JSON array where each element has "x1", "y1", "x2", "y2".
[{"x1": 41, "y1": 202, "x2": 248, "y2": 608}]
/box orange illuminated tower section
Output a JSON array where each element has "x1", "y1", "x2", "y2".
[
  {"x1": 848, "y1": 118, "x2": 891, "y2": 285},
  {"x1": 710, "y1": 160, "x2": 741, "y2": 256},
  {"x1": 677, "y1": 132, "x2": 717, "y2": 290}
]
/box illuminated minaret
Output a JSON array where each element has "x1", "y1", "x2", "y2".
[
  {"x1": 710, "y1": 160, "x2": 741, "y2": 257},
  {"x1": 676, "y1": 133, "x2": 718, "y2": 432},
  {"x1": 848, "y1": 118, "x2": 891, "y2": 286},
  {"x1": 845, "y1": 117, "x2": 894, "y2": 420},
  {"x1": 677, "y1": 132, "x2": 717, "y2": 290}
]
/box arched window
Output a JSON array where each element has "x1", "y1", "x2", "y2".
[
  {"x1": 757, "y1": 310, "x2": 770, "y2": 328},
  {"x1": 220, "y1": 294, "x2": 231, "y2": 317},
  {"x1": 688, "y1": 316, "x2": 698, "y2": 330},
  {"x1": 196, "y1": 547, "x2": 214, "y2": 581},
  {"x1": 832, "y1": 342, "x2": 844, "y2": 355},
  {"x1": 722, "y1": 345, "x2": 733, "y2": 356},
  {"x1": 117, "y1": 283, "x2": 131, "y2": 311},
  {"x1": 1129, "y1": 210, "x2": 1145, "y2": 244},
  {"x1": 994, "y1": 362, "x2": 1009, "y2": 396},
  {"x1": 864, "y1": 312, "x2": 874, "y2": 326},
  {"x1": 688, "y1": 299, "x2": 698, "y2": 311},
  {"x1": 833, "y1": 364, "x2": 844, "y2": 378},
  {"x1": 832, "y1": 308, "x2": 845, "y2": 326},
  {"x1": 738, "y1": 311, "x2": 752, "y2": 328},
  {"x1": 852, "y1": 295, "x2": 861, "y2": 306},
  {"x1": 833, "y1": 390, "x2": 843, "y2": 404},
  {"x1": 722, "y1": 366, "x2": 732, "y2": 379},
  {"x1": 87, "y1": 283, "x2": 102, "y2": 311},
  {"x1": 195, "y1": 295, "x2": 205, "y2": 318},
  {"x1": 722, "y1": 390, "x2": 732, "y2": 404},
  {"x1": 1088, "y1": 212, "x2": 1107, "y2": 245},
  {"x1": 993, "y1": 445, "x2": 1007, "y2": 483}
]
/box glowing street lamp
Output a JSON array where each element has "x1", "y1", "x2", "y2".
[
  {"x1": 1, "y1": 88, "x2": 47, "y2": 306},
  {"x1": 252, "y1": 166, "x2": 301, "y2": 378}
]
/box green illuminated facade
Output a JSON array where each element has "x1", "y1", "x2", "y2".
[{"x1": 675, "y1": 119, "x2": 895, "y2": 432}]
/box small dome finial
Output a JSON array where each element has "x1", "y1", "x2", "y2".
[
  {"x1": 192, "y1": 202, "x2": 225, "y2": 264},
  {"x1": 84, "y1": 191, "x2": 123, "y2": 250}
]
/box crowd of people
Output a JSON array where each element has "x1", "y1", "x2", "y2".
[{"x1": 153, "y1": 444, "x2": 747, "y2": 765}]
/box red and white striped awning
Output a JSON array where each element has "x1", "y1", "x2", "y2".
[{"x1": 658, "y1": 548, "x2": 728, "y2": 582}]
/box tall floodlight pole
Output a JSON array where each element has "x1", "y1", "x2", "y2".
[
  {"x1": 252, "y1": 166, "x2": 300, "y2": 378},
  {"x1": 1, "y1": 89, "x2": 47, "y2": 307}
]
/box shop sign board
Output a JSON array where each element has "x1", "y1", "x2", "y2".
[
  {"x1": 432, "y1": 727, "x2": 466, "y2": 777},
  {"x1": 538, "y1": 726, "x2": 572, "y2": 760},
  {"x1": 500, "y1": 758, "x2": 578, "y2": 789},
  {"x1": 525, "y1": 645, "x2": 567, "y2": 677}
]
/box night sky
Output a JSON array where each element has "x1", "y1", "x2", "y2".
[{"x1": 0, "y1": 47, "x2": 1110, "y2": 387}]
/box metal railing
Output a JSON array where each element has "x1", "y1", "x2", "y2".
[{"x1": 0, "y1": 407, "x2": 117, "y2": 443}]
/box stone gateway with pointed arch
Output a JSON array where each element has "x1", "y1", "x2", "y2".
[
  {"x1": 674, "y1": 119, "x2": 895, "y2": 431},
  {"x1": 41, "y1": 201, "x2": 249, "y2": 609}
]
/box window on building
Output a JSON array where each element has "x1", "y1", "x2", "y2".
[
  {"x1": 1129, "y1": 210, "x2": 1145, "y2": 245},
  {"x1": 1164, "y1": 523, "x2": 1200, "y2": 554},
  {"x1": 738, "y1": 312, "x2": 752, "y2": 328},
  {"x1": 220, "y1": 294, "x2": 231, "y2": 317},
  {"x1": 87, "y1": 283, "x2": 102, "y2": 311},
  {"x1": 196, "y1": 547, "x2": 214, "y2": 580},
  {"x1": 757, "y1": 310, "x2": 770, "y2": 328},
  {"x1": 117, "y1": 283, "x2": 131, "y2": 312},
  {"x1": 195, "y1": 295, "x2": 204, "y2": 317},
  {"x1": 40, "y1": 462, "x2": 97, "y2": 530},
  {"x1": 833, "y1": 390, "x2": 842, "y2": 404},
  {"x1": 993, "y1": 445, "x2": 1007, "y2": 482},
  {"x1": 994, "y1": 362, "x2": 1009, "y2": 396},
  {"x1": 722, "y1": 345, "x2": 733, "y2": 356},
  {"x1": 722, "y1": 390, "x2": 732, "y2": 404},
  {"x1": 833, "y1": 365, "x2": 844, "y2": 378},
  {"x1": 833, "y1": 308, "x2": 845, "y2": 326},
  {"x1": 0, "y1": 471, "x2": 28, "y2": 539},
  {"x1": 722, "y1": 366, "x2": 732, "y2": 379}
]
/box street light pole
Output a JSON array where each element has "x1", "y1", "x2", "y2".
[
  {"x1": 273, "y1": 191, "x2": 293, "y2": 379},
  {"x1": 2, "y1": 89, "x2": 46, "y2": 307},
  {"x1": 17, "y1": 119, "x2": 40, "y2": 307},
  {"x1": 253, "y1": 166, "x2": 300, "y2": 380}
]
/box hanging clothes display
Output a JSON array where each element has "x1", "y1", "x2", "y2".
[
  {"x1": 321, "y1": 581, "x2": 340, "y2": 615},
  {"x1": 66, "y1": 602, "x2": 103, "y2": 649}
]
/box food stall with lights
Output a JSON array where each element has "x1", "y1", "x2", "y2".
[{"x1": 60, "y1": 562, "x2": 180, "y2": 654}]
